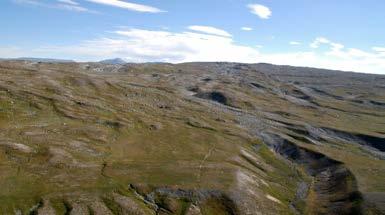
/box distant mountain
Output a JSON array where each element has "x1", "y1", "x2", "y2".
[
  {"x1": 11, "y1": 57, "x2": 75, "y2": 63},
  {"x1": 99, "y1": 58, "x2": 126, "y2": 65}
]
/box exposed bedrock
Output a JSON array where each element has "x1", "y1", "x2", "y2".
[
  {"x1": 310, "y1": 127, "x2": 385, "y2": 153},
  {"x1": 129, "y1": 184, "x2": 239, "y2": 215},
  {"x1": 283, "y1": 124, "x2": 385, "y2": 158},
  {"x1": 261, "y1": 133, "x2": 362, "y2": 215},
  {"x1": 195, "y1": 91, "x2": 229, "y2": 106}
]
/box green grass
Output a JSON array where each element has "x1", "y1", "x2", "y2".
[
  {"x1": 257, "y1": 145, "x2": 309, "y2": 214},
  {"x1": 0, "y1": 61, "x2": 384, "y2": 213}
]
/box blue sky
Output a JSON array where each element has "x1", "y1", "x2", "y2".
[{"x1": 1, "y1": 0, "x2": 385, "y2": 74}]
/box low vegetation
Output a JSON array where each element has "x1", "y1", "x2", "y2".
[{"x1": 0, "y1": 61, "x2": 384, "y2": 214}]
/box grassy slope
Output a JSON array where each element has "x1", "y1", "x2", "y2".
[
  {"x1": 0, "y1": 61, "x2": 384, "y2": 214},
  {"x1": 0, "y1": 62, "x2": 300, "y2": 214}
]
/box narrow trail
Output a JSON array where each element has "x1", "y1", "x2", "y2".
[{"x1": 197, "y1": 145, "x2": 216, "y2": 185}]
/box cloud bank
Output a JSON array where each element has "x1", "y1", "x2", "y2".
[
  {"x1": 1, "y1": 27, "x2": 384, "y2": 74},
  {"x1": 13, "y1": 0, "x2": 164, "y2": 13}
]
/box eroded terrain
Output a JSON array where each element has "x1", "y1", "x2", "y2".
[{"x1": 0, "y1": 61, "x2": 384, "y2": 214}]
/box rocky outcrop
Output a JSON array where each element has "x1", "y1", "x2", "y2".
[
  {"x1": 129, "y1": 184, "x2": 238, "y2": 215},
  {"x1": 262, "y1": 133, "x2": 362, "y2": 214}
]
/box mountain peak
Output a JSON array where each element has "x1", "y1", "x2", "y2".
[{"x1": 99, "y1": 58, "x2": 126, "y2": 65}]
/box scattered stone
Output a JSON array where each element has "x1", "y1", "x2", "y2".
[
  {"x1": 0, "y1": 142, "x2": 33, "y2": 153},
  {"x1": 266, "y1": 195, "x2": 282, "y2": 204}
]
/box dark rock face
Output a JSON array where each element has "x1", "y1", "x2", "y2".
[
  {"x1": 250, "y1": 82, "x2": 266, "y2": 89},
  {"x1": 309, "y1": 87, "x2": 344, "y2": 100},
  {"x1": 287, "y1": 124, "x2": 385, "y2": 154},
  {"x1": 262, "y1": 133, "x2": 362, "y2": 215},
  {"x1": 318, "y1": 127, "x2": 385, "y2": 152},
  {"x1": 195, "y1": 91, "x2": 229, "y2": 106},
  {"x1": 355, "y1": 134, "x2": 385, "y2": 152},
  {"x1": 369, "y1": 100, "x2": 385, "y2": 107},
  {"x1": 130, "y1": 184, "x2": 239, "y2": 215}
]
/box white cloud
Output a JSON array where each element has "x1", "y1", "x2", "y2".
[
  {"x1": 310, "y1": 37, "x2": 345, "y2": 57},
  {"x1": 309, "y1": 37, "x2": 344, "y2": 50},
  {"x1": 85, "y1": 0, "x2": 164, "y2": 13},
  {"x1": 24, "y1": 28, "x2": 257, "y2": 63},
  {"x1": 187, "y1": 26, "x2": 232, "y2": 37},
  {"x1": 0, "y1": 46, "x2": 28, "y2": 58},
  {"x1": 289, "y1": 41, "x2": 301, "y2": 45},
  {"x1": 248, "y1": 4, "x2": 271, "y2": 19},
  {"x1": 12, "y1": 0, "x2": 44, "y2": 6},
  {"x1": 13, "y1": 0, "x2": 90, "y2": 12},
  {"x1": 1, "y1": 29, "x2": 385, "y2": 74},
  {"x1": 372, "y1": 47, "x2": 385, "y2": 52},
  {"x1": 241, "y1": 27, "x2": 253, "y2": 31},
  {"x1": 57, "y1": 0, "x2": 78, "y2": 5},
  {"x1": 310, "y1": 37, "x2": 330, "y2": 48},
  {"x1": 57, "y1": 3, "x2": 89, "y2": 12},
  {"x1": 310, "y1": 37, "x2": 346, "y2": 60}
]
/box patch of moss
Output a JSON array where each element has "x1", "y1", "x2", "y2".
[{"x1": 102, "y1": 196, "x2": 123, "y2": 215}]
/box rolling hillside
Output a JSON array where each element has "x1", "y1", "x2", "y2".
[{"x1": 0, "y1": 61, "x2": 384, "y2": 214}]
